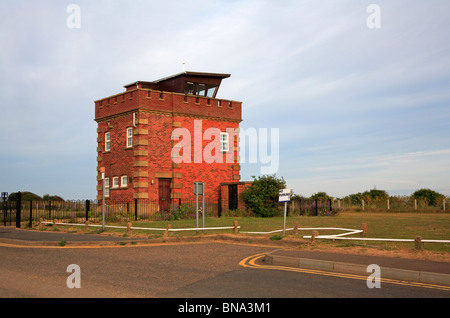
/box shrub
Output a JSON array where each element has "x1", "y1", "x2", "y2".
[
  {"x1": 58, "y1": 237, "x2": 66, "y2": 247},
  {"x1": 310, "y1": 192, "x2": 331, "y2": 200},
  {"x1": 7, "y1": 191, "x2": 43, "y2": 201},
  {"x1": 412, "y1": 189, "x2": 445, "y2": 206},
  {"x1": 154, "y1": 204, "x2": 195, "y2": 221},
  {"x1": 242, "y1": 174, "x2": 286, "y2": 217},
  {"x1": 270, "y1": 234, "x2": 283, "y2": 241},
  {"x1": 319, "y1": 207, "x2": 342, "y2": 216}
]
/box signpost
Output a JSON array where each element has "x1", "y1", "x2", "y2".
[
  {"x1": 279, "y1": 189, "x2": 291, "y2": 236},
  {"x1": 100, "y1": 167, "x2": 105, "y2": 231},
  {"x1": 193, "y1": 182, "x2": 205, "y2": 233}
]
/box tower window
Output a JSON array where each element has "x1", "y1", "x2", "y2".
[
  {"x1": 220, "y1": 132, "x2": 229, "y2": 152},
  {"x1": 105, "y1": 178, "x2": 110, "y2": 197},
  {"x1": 126, "y1": 127, "x2": 133, "y2": 148},
  {"x1": 105, "y1": 132, "x2": 111, "y2": 152},
  {"x1": 112, "y1": 177, "x2": 119, "y2": 188},
  {"x1": 121, "y1": 176, "x2": 128, "y2": 188}
]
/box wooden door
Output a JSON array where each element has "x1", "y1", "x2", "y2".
[{"x1": 158, "y1": 179, "x2": 171, "y2": 212}]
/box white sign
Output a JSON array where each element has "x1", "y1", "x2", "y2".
[{"x1": 279, "y1": 189, "x2": 291, "y2": 202}]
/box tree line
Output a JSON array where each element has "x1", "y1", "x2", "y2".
[
  {"x1": 299, "y1": 188, "x2": 447, "y2": 207},
  {"x1": 6, "y1": 192, "x2": 64, "y2": 202},
  {"x1": 242, "y1": 175, "x2": 448, "y2": 217}
]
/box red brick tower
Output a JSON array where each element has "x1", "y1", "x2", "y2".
[{"x1": 94, "y1": 71, "x2": 242, "y2": 211}]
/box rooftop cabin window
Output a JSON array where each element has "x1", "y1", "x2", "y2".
[
  {"x1": 184, "y1": 82, "x2": 194, "y2": 95},
  {"x1": 207, "y1": 85, "x2": 217, "y2": 98},
  {"x1": 196, "y1": 84, "x2": 206, "y2": 96},
  {"x1": 123, "y1": 72, "x2": 230, "y2": 98},
  {"x1": 184, "y1": 82, "x2": 219, "y2": 98}
]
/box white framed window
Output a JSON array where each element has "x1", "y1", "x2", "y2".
[
  {"x1": 220, "y1": 132, "x2": 229, "y2": 152},
  {"x1": 112, "y1": 176, "x2": 119, "y2": 188},
  {"x1": 105, "y1": 132, "x2": 111, "y2": 152},
  {"x1": 121, "y1": 176, "x2": 128, "y2": 188},
  {"x1": 104, "y1": 178, "x2": 110, "y2": 197},
  {"x1": 126, "y1": 127, "x2": 133, "y2": 148}
]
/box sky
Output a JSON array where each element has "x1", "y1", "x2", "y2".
[{"x1": 0, "y1": 0, "x2": 449, "y2": 200}]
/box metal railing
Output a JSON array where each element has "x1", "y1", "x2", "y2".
[{"x1": 1, "y1": 197, "x2": 221, "y2": 227}]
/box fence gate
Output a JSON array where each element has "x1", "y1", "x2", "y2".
[{"x1": 1, "y1": 192, "x2": 22, "y2": 228}]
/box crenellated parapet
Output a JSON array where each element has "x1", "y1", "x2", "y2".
[{"x1": 95, "y1": 89, "x2": 242, "y2": 123}]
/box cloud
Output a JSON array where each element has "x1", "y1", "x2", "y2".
[
  {"x1": 282, "y1": 148, "x2": 450, "y2": 197},
  {"x1": 1, "y1": 1, "x2": 449, "y2": 199}
]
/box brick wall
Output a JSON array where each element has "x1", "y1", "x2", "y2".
[
  {"x1": 220, "y1": 182, "x2": 253, "y2": 213},
  {"x1": 95, "y1": 87, "x2": 242, "y2": 204}
]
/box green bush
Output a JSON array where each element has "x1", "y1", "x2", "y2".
[
  {"x1": 241, "y1": 174, "x2": 286, "y2": 217},
  {"x1": 412, "y1": 189, "x2": 445, "y2": 206},
  {"x1": 154, "y1": 204, "x2": 195, "y2": 221},
  {"x1": 270, "y1": 234, "x2": 283, "y2": 241},
  {"x1": 310, "y1": 192, "x2": 331, "y2": 200}
]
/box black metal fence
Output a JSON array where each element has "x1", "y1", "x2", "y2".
[
  {"x1": 1, "y1": 193, "x2": 221, "y2": 228},
  {"x1": 1, "y1": 199, "x2": 19, "y2": 227},
  {"x1": 9, "y1": 191, "x2": 445, "y2": 229}
]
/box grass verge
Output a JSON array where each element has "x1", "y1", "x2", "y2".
[{"x1": 39, "y1": 211, "x2": 450, "y2": 254}]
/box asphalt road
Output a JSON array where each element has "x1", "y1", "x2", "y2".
[{"x1": 1, "y1": 241, "x2": 449, "y2": 301}]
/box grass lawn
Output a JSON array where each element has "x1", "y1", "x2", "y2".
[{"x1": 44, "y1": 211, "x2": 450, "y2": 254}]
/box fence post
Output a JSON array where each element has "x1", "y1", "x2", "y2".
[
  {"x1": 2, "y1": 195, "x2": 6, "y2": 227},
  {"x1": 16, "y1": 192, "x2": 22, "y2": 228},
  {"x1": 314, "y1": 199, "x2": 318, "y2": 216},
  {"x1": 294, "y1": 223, "x2": 299, "y2": 235},
  {"x1": 29, "y1": 200, "x2": 33, "y2": 228},
  {"x1": 329, "y1": 199, "x2": 332, "y2": 212},
  {"x1": 387, "y1": 199, "x2": 390, "y2": 210},
  {"x1": 85, "y1": 200, "x2": 90, "y2": 221},
  {"x1": 443, "y1": 199, "x2": 446, "y2": 211},
  {"x1": 361, "y1": 223, "x2": 367, "y2": 238},
  {"x1": 415, "y1": 236, "x2": 424, "y2": 250},
  {"x1": 362, "y1": 199, "x2": 365, "y2": 211},
  {"x1": 233, "y1": 221, "x2": 239, "y2": 234},
  {"x1": 310, "y1": 230, "x2": 319, "y2": 243},
  {"x1": 164, "y1": 224, "x2": 172, "y2": 237},
  {"x1": 134, "y1": 199, "x2": 138, "y2": 221},
  {"x1": 414, "y1": 199, "x2": 417, "y2": 211}
]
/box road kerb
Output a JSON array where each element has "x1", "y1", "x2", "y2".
[
  {"x1": 299, "y1": 258, "x2": 334, "y2": 271},
  {"x1": 419, "y1": 271, "x2": 450, "y2": 286},
  {"x1": 265, "y1": 251, "x2": 450, "y2": 286},
  {"x1": 381, "y1": 267, "x2": 421, "y2": 282}
]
